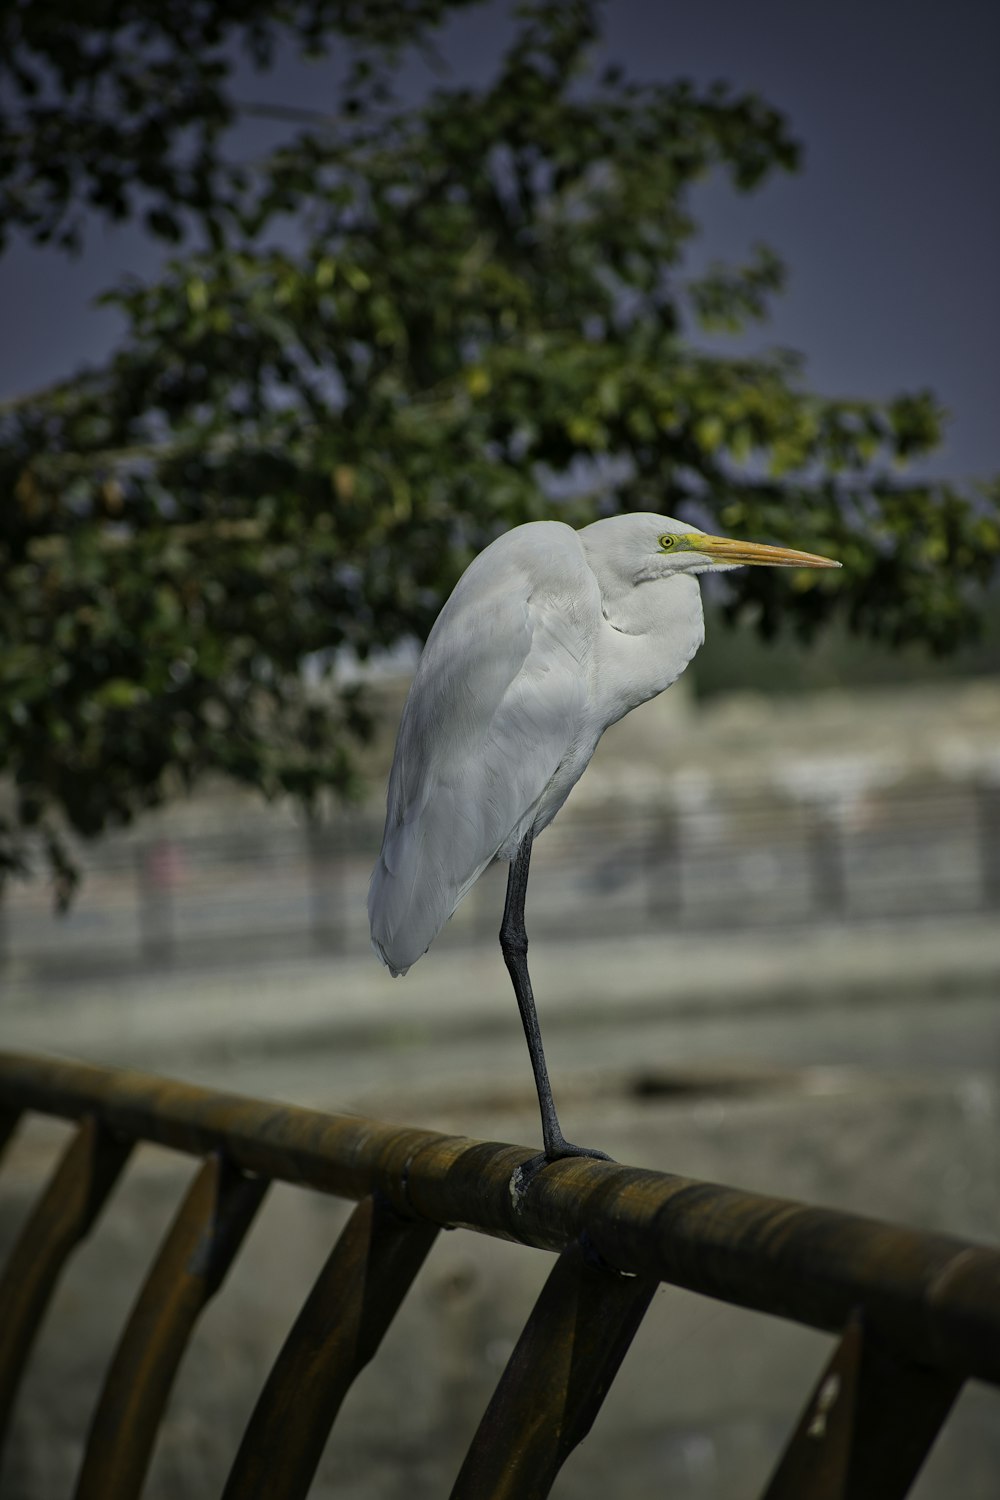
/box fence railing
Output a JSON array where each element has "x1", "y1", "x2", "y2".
[
  {"x1": 5, "y1": 777, "x2": 1000, "y2": 980},
  {"x1": 1, "y1": 1050, "x2": 998, "y2": 1498}
]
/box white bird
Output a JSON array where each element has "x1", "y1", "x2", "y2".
[{"x1": 369, "y1": 512, "x2": 839, "y2": 1169}]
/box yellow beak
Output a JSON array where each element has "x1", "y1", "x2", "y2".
[{"x1": 692, "y1": 533, "x2": 841, "y2": 569}]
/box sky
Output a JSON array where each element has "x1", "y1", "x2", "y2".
[{"x1": 1, "y1": 0, "x2": 998, "y2": 482}]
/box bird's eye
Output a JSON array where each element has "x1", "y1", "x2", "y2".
[{"x1": 658, "y1": 534, "x2": 677, "y2": 550}]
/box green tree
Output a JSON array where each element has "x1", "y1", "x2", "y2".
[
  {"x1": 0, "y1": 0, "x2": 482, "y2": 251},
  {"x1": 1, "y1": 0, "x2": 997, "y2": 900}
]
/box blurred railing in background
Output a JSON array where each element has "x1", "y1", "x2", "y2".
[{"x1": 3, "y1": 774, "x2": 998, "y2": 981}]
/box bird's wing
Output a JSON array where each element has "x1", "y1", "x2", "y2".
[{"x1": 369, "y1": 523, "x2": 596, "y2": 974}]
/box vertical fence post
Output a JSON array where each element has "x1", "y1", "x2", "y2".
[
  {"x1": 307, "y1": 813, "x2": 363, "y2": 953},
  {"x1": 976, "y1": 780, "x2": 1000, "y2": 908},
  {"x1": 305, "y1": 816, "x2": 342, "y2": 953},
  {"x1": 646, "y1": 807, "x2": 682, "y2": 923},
  {"x1": 809, "y1": 807, "x2": 847, "y2": 918},
  {"x1": 135, "y1": 841, "x2": 180, "y2": 966}
]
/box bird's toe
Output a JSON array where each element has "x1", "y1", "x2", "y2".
[{"x1": 509, "y1": 1139, "x2": 615, "y2": 1205}]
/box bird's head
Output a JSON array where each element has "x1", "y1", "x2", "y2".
[
  {"x1": 590, "y1": 516, "x2": 839, "y2": 585},
  {"x1": 644, "y1": 519, "x2": 839, "y2": 582},
  {"x1": 578, "y1": 513, "x2": 840, "y2": 607}
]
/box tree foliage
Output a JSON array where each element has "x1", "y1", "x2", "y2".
[
  {"x1": 1, "y1": 0, "x2": 997, "y2": 898},
  {"x1": 0, "y1": 0, "x2": 481, "y2": 251}
]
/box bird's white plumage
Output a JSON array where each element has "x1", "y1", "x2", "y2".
[
  {"x1": 369, "y1": 514, "x2": 707, "y2": 975},
  {"x1": 368, "y1": 513, "x2": 839, "y2": 1162}
]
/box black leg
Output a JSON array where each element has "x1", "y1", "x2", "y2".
[{"x1": 500, "y1": 833, "x2": 611, "y2": 1171}]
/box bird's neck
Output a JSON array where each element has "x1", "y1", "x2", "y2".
[
  {"x1": 592, "y1": 573, "x2": 705, "y2": 721},
  {"x1": 596, "y1": 568, "x2": 699, "y2": 637}
]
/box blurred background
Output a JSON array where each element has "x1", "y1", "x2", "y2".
[{"x1": 2, "y1": 1, "x2": 999, "y2": 1496}]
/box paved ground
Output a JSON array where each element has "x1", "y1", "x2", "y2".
[
  {"x1": 2, "y1": 911, "x2": 999, "y2": 1498},
  {"x1": 5, "y1": 911, "x2": 1000, "y2": 1102}
]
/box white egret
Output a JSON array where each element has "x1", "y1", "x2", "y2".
[{"x1": 369, "y1": 513, "x2": 839, "y2": 1168}]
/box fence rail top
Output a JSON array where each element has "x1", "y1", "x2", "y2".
[{"x1": 1, "y1": 1049, "x2": 998, "y2": 1388}]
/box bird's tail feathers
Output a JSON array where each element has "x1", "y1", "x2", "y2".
[{"x1": 368, "y1": 814, "x2": 494, "y2": 976}]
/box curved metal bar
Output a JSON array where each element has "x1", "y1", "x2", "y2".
[
  {"x1": 451, "y1": 1237, "x2": 657, "y2": 1499},
  {"x1": 222, "y1": 1193, "x2": 438, "y2": 1500},
  {"x1": 0, "y1": 1115, "x2": 132, "y2": 1458},
  {"x1": 762, "y1": 1311, "x2": 962, "y2": 1499},
  {"x1": 73, "y1": 1152, "x2": 267, "y2": 1500}
]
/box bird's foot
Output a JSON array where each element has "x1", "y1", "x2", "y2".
[
  {"x1": 509, "y1": 1138, "x2": 614, "y2": 1206},
  {"x1": 547, "y1": 1137, "x2": 614, "y2": 1165}
]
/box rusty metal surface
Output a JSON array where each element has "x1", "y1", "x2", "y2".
[
  {"x1": 221, "y1": 1193, "x2": 438, "y2": 1500},
  {"x1": 0, "y1": 1114, "x2": 132, "y2": 1458},
  {"x1": 762, "y1": 1312, "x2": 962, "y2": 1499},
  {"x1": 2, "y1": 1050, "x2": 998, "y2": 1389},
  {"x1": 73, "y1": 1152, "x2": 267, "y2": 1500},
  {"x1": 450, "y1": 1237, "x2": 657, "y2": 1500}
]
